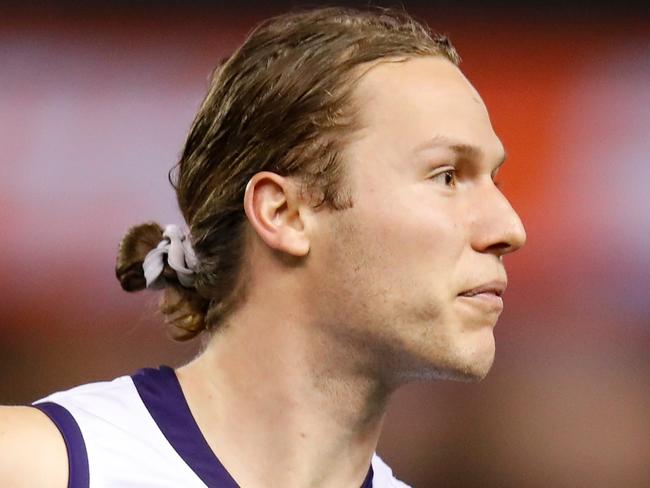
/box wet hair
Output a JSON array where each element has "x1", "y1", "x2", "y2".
[{"x1": 115, "y1": 6, "x2": 460, "y2": 341}]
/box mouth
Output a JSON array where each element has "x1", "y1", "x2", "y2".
[
  {"x1": 459, "y1": 280, "x2": 506, "y2": 298},
  {"x1": 457, "y1": 280, "x2": 506, "y2": 312}
]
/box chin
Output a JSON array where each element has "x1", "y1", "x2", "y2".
[
  {"x1": 409, "y1": 335, "x2": 496, "y2": 383},
  {"x1": 454, "y1": 357, "x2": 495, "y2": 382},
  {"x1": 401, "y1": 348, "x2": 495, "y2": 384},
  {"x1": 454, "y1": 340, "x2": 496, "y2": 382}
]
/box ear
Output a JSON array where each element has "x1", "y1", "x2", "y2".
[{"x1": 243, "y1": 172, "x2": 310, "y2": 257}]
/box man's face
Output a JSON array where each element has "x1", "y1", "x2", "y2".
[{"x1": 308, "y1": 56, "x2": 526, "y2": 383}]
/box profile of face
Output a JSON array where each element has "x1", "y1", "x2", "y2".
[{"x1": 307, "y1": 56, "x2": 527, "y2": 383}]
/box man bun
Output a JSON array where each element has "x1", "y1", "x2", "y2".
[
  {"x1": 115, "y1": 222, "x2": 210, "y2": 341},
  {"x1": 115, "y1": 222, "x2": 163, "y2": 291}
]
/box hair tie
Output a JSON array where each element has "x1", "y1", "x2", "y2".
[{"x1": 143, "y1": 224, "x2": 198, "y2": 289}]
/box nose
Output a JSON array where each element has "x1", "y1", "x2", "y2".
[{"x1": 471, "y1": 184, "x2": 527, "y2": 258}]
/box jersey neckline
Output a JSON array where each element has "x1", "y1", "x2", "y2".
[
  {"x1": 131, "y1": 365, "x2": 374, "y2": 488},
  {"x1": 132, "y1": 365, "x2": 240, "y2": 487}
]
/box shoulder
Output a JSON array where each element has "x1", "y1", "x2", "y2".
[
  {"x1": 27, "y1": 368, "x2": 206, "y2": 487},
  {"x1": 0, "y1": 405, "x2": 68, "y2": 488},
  {"x1": 1, "y1": 374, "x2": 137, "y2": 488},
  {"x1": 32, "y1": 373, "x2": 147, "y2": 455},
  {"x1": 372, "y1": 453, "x2": 412, "y2": 488}
]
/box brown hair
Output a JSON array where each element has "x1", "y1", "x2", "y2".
[{"x1": 115, "y1": 6, "x2": 460, "y2": 341}]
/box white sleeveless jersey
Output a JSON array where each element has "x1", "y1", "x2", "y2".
[{"x1": 32, "y1": 365, "x2": 411, "y2": 488}]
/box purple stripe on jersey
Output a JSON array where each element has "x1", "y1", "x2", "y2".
[
  {"x1": 32, "y1": 401, "x2": 90, "y2": 488},
  {"x1": 132, "y1": 365, "x2": 374, "y2": 488},
  {"x1": 132, "y1": 365, "x2": 240, "y2": 487},
  {"x1": 361, "y1": 465, "x2": 374, "y2": 488}
]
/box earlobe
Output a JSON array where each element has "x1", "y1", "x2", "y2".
[{"x1": 243, "y1": 172, "x2": 310, "y2": 257}]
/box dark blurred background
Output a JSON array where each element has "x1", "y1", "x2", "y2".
[{"x1": 1, "y1": 1, "x2": 649, "y2": 487}]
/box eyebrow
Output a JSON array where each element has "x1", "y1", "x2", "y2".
[{"x1": 414, "y1": 135, "x2": 507, "y2": 170}]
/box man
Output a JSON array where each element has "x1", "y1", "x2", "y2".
[{"x1": 0, "y1": 6, "x2": 525, "y2": 487}]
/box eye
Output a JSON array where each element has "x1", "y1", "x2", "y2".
[{"x1": 430, "y1": 169, "x2": 457, "y2": 188}]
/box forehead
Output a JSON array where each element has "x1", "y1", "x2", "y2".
[{"x1": 349, "y1": 56, "x2": 503, "y2": 158}]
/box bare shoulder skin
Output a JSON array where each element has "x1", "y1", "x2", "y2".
[{"x1": 0, "y1": 406, "x2": 68, "y2": 487}]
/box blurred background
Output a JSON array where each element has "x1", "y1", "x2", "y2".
[{"x1": 1, "y1": 1, "x2": 648, "y2": 486}]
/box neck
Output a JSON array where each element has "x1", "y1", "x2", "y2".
[{"x1": 176, "y1": 298, "x2": 393, "y2": 488}]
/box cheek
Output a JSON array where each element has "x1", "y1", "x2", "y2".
[{"x1": 354, "y1": 189, "x2": 465, "y2": 293}]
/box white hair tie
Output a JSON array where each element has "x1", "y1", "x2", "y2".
[{"x1": 143, "y1": 224, "x2": 198, "y2": 289}]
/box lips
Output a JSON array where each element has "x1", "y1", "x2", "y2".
[
  {"x1": 459, "y1": 280, "x2": 506, "y2": 298},
  {"x1": 457, "y1": 280, "x2": 506, "y2": 314}
]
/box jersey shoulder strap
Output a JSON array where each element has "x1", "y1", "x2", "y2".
[{"x1": 31, "y1": 401, "x2": 89, "y2": 488}]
